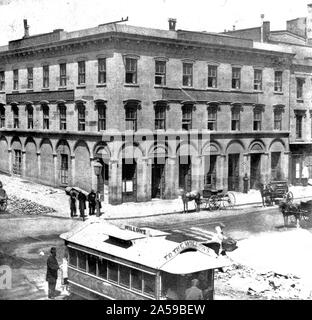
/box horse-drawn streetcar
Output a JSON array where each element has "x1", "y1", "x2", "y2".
[{"x1": 60, "y1": 219, "x2": 231, "y2": 300}]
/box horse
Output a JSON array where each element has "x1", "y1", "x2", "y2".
[
  {"x1": 179, "y1": 189, "x2": 201, "y2": 214},
  {"x1": 279, "y1": 200, "x2": 311, "y2": 228}
]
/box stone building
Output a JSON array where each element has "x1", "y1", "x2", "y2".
[
  {"x1": 223, "y1": 4, "x2": 312, "y2": 185},
  {"x1": 0, "y1": 19, "x2": 293, "y2": 204}
]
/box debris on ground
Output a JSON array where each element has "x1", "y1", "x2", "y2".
[
  {"x1": 7, "y1": 195, "x2": 56, "y2": 215},
  {"x1": 215, "y1": 263, "x2": 312, "y2": 300}
]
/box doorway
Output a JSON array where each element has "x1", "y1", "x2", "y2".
[
  {"x1": 250, "y1": 154, "x2": 261, "y2": 189},
  {"x1": 122, "y1": 159, "x2": 137, "y2": 202},
  {"x1": 228, "y1": 154, "x2": 240, "y2": 191},
  {"x1": 271, "y1": 152, "x2": 282, "y2": 181},
  {"x1": 152, "y1": 159, "x2": 166, "y2": 199},
  {"x1": 13, "y1": 149, "x2": 22, "y2": 175},
  {"x1": 179, "y1": 156, "x2": 191, "y2": 191},
  {"x1": 204, "y1": 155, "x2": 217, "y2": 189},
  {"x1": 96, "y1": 158, "x2": 109, "y2": 202}
]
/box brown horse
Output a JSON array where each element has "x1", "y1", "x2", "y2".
[{"x1": 179, "y1": 189, "x2": 201, "y2": 213}]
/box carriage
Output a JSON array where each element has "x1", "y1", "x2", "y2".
[
  {"x1": 279, "y1": 199, "x2": 312, "y2": 228},
  {"x1": 0, "y1": 188, "x2": 8, "y2": 212},
  {"x1": 200, "y1": 189, "x2": 236, "y2": 211},
  {"x1": 261, "y1": 181, "x2": 293, "y2": 206}
]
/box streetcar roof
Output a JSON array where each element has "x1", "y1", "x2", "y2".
[{"x1": 60, "y1": 218, "x2": 231, "y2": 273}]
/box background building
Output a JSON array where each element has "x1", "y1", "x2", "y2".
[{"x1": 0, "y1": 19, "x2": 293, "y2": 204}]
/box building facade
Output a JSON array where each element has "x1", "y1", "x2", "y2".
[{"x1": 0, "y1": 21, "x2": 293, "y2": 204}]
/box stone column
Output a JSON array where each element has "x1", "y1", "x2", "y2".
[
  {"x1": 22, "y1": 150, "x2": 26, "y2": 177},
  {"x1": 191, "y1": 155, "x2": 202, "y2": 191},
  {"x1": 37, "y1": 152, "x2": 41, "y2": 178},
  {"x1": 90, "y1": 158, "x2": 97, "y2": 191},
  {"x1": 71, "y1": 155, "x2": 75, "y2": 186},
  {"x1": 144, "y1": 157, "x2": 152, "y2": 200},
  {"x1": 242, "y1": 153, "x2": 250, "y2": 190},
  {"x1": 8, "y1": 149, "x2": 12, "y2": 174},
  {"x1": 220, "y1": 154, "x2": 228, "y2": 191},
  {"x1": 261, "y1": 152, "x2": 269, "y2": 184},
  {"x1": 283, "y1": 151, "x2": 290, "y2": 181},
  {"x1": 217, "y1": 154, "x2": 226, "y2": 190},
  {"x1": 53, "y1": 153, "x2": 58, "y2": 187},
  {"x1": 109, "y1": 159, "x2": 122, "y2": 205}
]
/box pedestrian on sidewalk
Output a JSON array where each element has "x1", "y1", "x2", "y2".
[
  {"x1": 46, "y1": 247, "x2": 59, "y2": 299},
  {"x1": 95, "y1": 192, "x2": 102, "y2": 217},
  {"x1": 87, "y1": 189, "x2": 96, "y2": 215},
  {"x1": 69, "y1": 190, "x2": 77, "y2": 218},
  {"x1": 59, "y1": 254, "x2": 69, "y2": 295},
  {"x1": 78, "y1": 191, "x2": 87, "y2": 221}
]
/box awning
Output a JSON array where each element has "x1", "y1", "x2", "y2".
[{"x1": 160, "y1": 251, "x2": 231, "y2": 274}]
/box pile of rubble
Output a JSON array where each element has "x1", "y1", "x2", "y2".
[
  {"x1": 216, "y1": 264, "x2": 312, "y2": 300},
  {"x1": 7, "y1": 195, "x2": 56, "y2": 215}
]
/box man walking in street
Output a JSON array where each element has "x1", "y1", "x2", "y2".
[
  {"x1": 46, "y1": 247, "x2": 59, "y2": 299},
  {"x1": 87, "y1": 189, "x2": 96, "y2": 216},
  {"x1": 78, "y1": 191, "x2": 87, "y2": 221},
  {"x1": 69, "y1": 190, "x2": 77, "y2": 218}
]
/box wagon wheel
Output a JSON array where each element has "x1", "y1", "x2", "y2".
[
  {"x1": 283, "y1": 191, "x2": 294, "y2": 204},
  {"x1": 222, "y1": 192, "x2": 236, "y2": 209},
  {"x1": 209, "y1": 195, "x2": 221, "y2": 211}
]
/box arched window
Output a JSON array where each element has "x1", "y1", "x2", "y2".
[
  {"x1": 26, "y1": 104, "x2": 33, "y2": 129},
  {"x1": 42, "y1": 104, "x2": 49, "y2": 130},
  {"x1": 12, "y1": 104, "x2": 19, "y2": 128}
]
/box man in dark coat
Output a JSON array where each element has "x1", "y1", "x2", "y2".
[
  {"x1": 87, "y1": 190, "x2": 96, "y2": 216},
  {"x1": 69, "y1": 190, "x2": 77, "y2": 217},
  {"x1": 46, "y1": 247, "x2": 59, "y2": 299},
  {"x1": 78, "y1": 191, "x2": 87, "y2": 221}
]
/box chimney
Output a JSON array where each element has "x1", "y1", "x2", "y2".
[
  {"x1": 307, "y1": 4, "x2": 312, "y2": 40},
  {"x1": 168, "y1": 18, "x2": 177, "y2": 31},
  {"x1": 232, "y1": 25, "x2": 235, "y2": 31},
  {"x1": 23, "y1": 19, "x2": 29, "y2": 38},
  {"x1": 263, "y1": 21, "x2": 270, "y2": 42}
]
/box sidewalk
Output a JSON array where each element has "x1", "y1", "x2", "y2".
[{"x1": 1, "y1": 173, "x2": 312, "y2": 220}]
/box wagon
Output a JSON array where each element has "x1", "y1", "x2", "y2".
[
  {"x1": 201, "y1": 189, "x2": 236, "y2": 211},
  {"x1": 279, "y1": 200, "x2": 312, "y2": 228},
  {"x1": 262, "y1": 181, "x2": 293, "y2": 206}
]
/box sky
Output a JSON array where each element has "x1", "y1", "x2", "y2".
[{"x1": 0, "y1": 0, "x2": 311, "y2": 46}]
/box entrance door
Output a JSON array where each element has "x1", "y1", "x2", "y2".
[
  {"x1": 250, "y1": 154, "x2": 261, "y2": 189},
  {"x1": 205, "y1": 155, "x2": 217, "y2": 189},
  {"x1": 228, "y1": 154, "x2": 240, "y2": 191},
  {"x1": 122, "y1": 159, "x2": 137, "y2": 202},
  {"x1": 179, "y1": 156, "x2": 191, "y2": 191},
  {"x1": 97, "y1": 159, "x2": 109, "y2": 201},
  {"x1": 13, "y1": 149, "x2": 22, "y2": 175},
  {"x1": 271, "y1": 152, "x2": 282, "y2": 181},
  {"x1": 292, "y1": 154, "x2": 302, "y2": 185},
  {"x1": 152, "y1": 160, "x2": 165, "y2": 198}
]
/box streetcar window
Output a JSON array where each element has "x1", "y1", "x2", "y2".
[
  {"x1": 119, "y1": 265, "x2": 130, "y2": 288},
  {"x1": 87, "y1": 254, "x2": 97, "y2": 275},
  {"x1": 143, "y1": 273, "x2": 155, "y2": 296},
  {"x1": 98, "y1": 258, "x2": 107, "y2": 279},
  {"x1": 77, "y1": 251, "x2": 87, "y2": 271},
  {"x1": 108, "y1": 261, "x2": 118, "y2": 282},
  {"x1": 131, "y1": 269, "x2": 142, "y2": 292},
  {"x1": 68, "y1": 248, "x2": 77, "y2": 267}
]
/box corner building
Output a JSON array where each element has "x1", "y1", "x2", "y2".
[{"x1": 0, "y1": 22, "x2": 293, "y2": 204}]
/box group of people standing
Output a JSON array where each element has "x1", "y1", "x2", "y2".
[{"x1": 69, "y1": 189, "x2": 102, "y2": 221}]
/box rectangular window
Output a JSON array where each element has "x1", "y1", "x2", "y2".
[
  {"x1": 78, "y1": 61, "x2": 86, "y2": 85},
  {"x1": 59, "y1": 63, "x2": 67, "y2": 87},
  {"x1": 27, "y1": 67, "x2": 33, "y2": 89},
  {"x1": 125, "y1": 107, "x2": 137, "y2": 131},
  {"x1": 43, "y1": 65, "x2": 49, "y2": 88},
  {"x1": 208, "y1": 65, "x2": 217, "y2": 88},
  {"x1": 98, "y1": 103, "x2": 106, "y2": 131},
  {"x1": 207, "y1": 107, "x2": 217, "y2": 131},
  {"x1": 253, "y1": 110, "x2": 262, "y2": 131},
  {"x1": 77, "y1": 104, "x2": 85, "y2": 131},
  {"x1": 182, "y1": 63, "x2": 193, "y2": 87},
  {"x1": 0, "y1": 106, "x2": 5, "y2": 128},
  {"x1": 87, "y1": 255, "x2": 97, "y2": 275},
  {"x1": 297, "y1": 78, "x2": 304, "y2": 100},
  {"x1": 107, "y1": 260, "x2": 118, "y2": 283},
  {"x1": 68, "y1": 248, "x2": 77, "y2": 267},
  {"x1": 296, "y1": 115, "x2": 303, "y2": 139},
  {"x1": 131, "y1": 269, "x2": 142, "y2": 292},
  {"x1": 60, "y1": 154, "x2": 68, "y2": 185},
  {"x1": 232, "y1": 67, "x2": 241, "y2": 89},
  {"x1": 254, "y1": 69, "x2": 262, "y2": 91},
  {"x1": 13, "y1": 105, "x2": 19, "y2": 128},
  {"x1": 125, "y1": 58, "x2": 137, "y2": 84},
  {"x1": 274, "y1": 71, "x2": 283, "y2": 92},
  {"x1": 143, "y1": 273, "x2": 155, "y2": 296},
  {"x1": 155, "y1": 60, "x2": 166, "y2": 86},
  {"x1": 182, "y1": 105, "x2": 192, "y2": 131},
  {"x1": 0, "y1": 71, "x2": 5, "y2": 91},
  {"x1": 155, "y1": 105, "x2": 166, "y2": 130},
  {"x1": 274, "y1": 110, "x2": 282, "y2": 130},
  {"x1": 231, "y1": 109, "x2": 240, "y2": 131},
  {"x1": 98, "y1": 258, "x2": 107, "y2": 279},
  {"x1": 13, "y1": 69, "x2": 18, "y2": 91},
  {"x1": 119, "y1": 265, "x2": 130, "y2": 288},
  {"x1": 98, "y1": 58, "x2": 106, "y2": 84},
  {"x1": 59, "y1": 105, "x2": 66, "y2": 130},
  {"x1": 27, "y1": 106, "x2": 33, "y2": 129},
  {"x1": 77, "y1": 251, "x2": 86, "y2": 271},
  {"x1": 43, "y1": 105, "x2": 49, "y2": 130}
]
